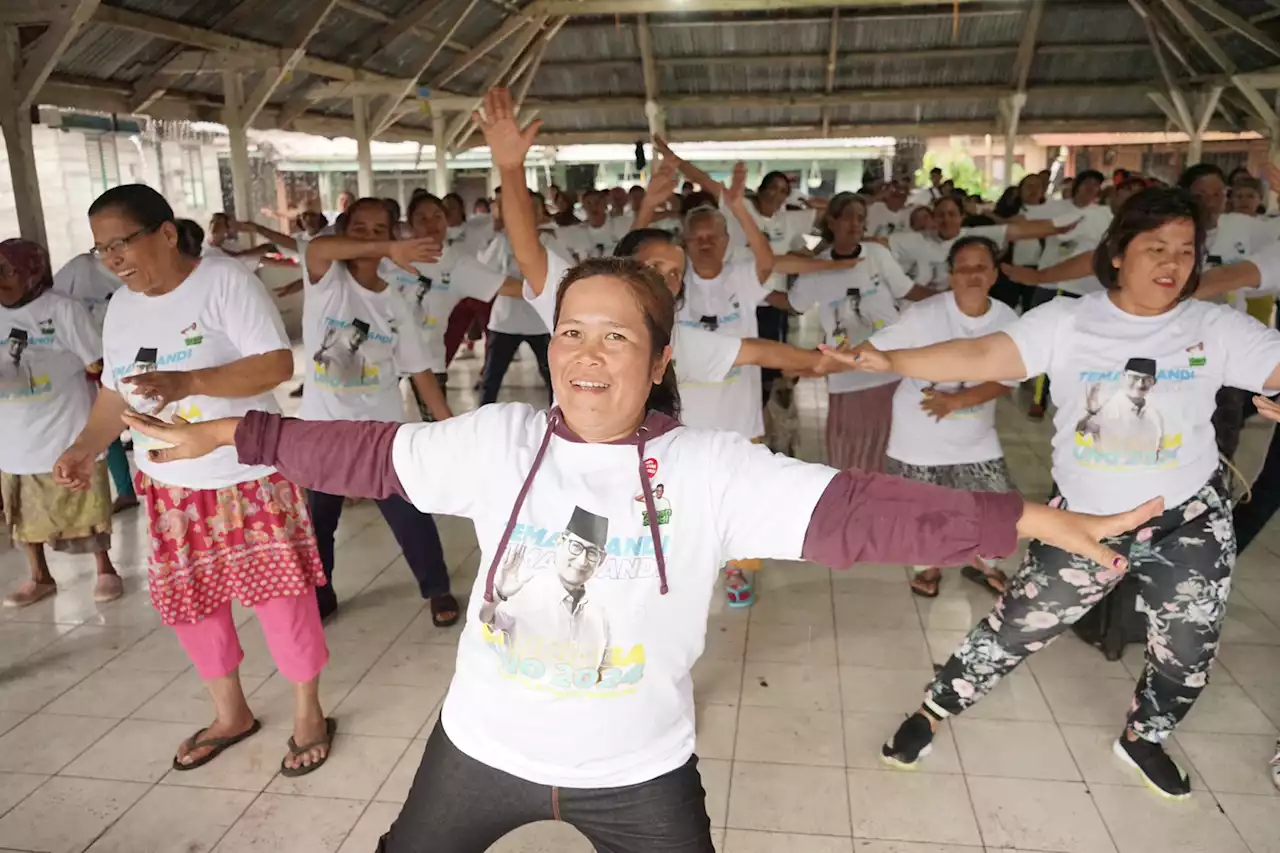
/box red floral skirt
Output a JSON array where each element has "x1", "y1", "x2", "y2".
[{"x1": 136, "y1": 471, "x2": 326, "y2": 626}]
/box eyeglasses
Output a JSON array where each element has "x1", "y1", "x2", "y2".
[
  {"x1": 562, "y1": 538, "x2": 604, "y2": 565},
  {"x1": 91, "y1": 224, "x2": 159, "y2": 259}
]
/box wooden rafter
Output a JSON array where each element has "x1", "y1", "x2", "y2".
[
  {"x1": 819, "y1": 10, "x2": 840, "y2": 137},
  {"x1": 1181, "y1": 0, "x2": 1280, "y2": 59},
  {"x1": 371, "y1": 0, "x2": 481, "y2": 136},
  {"x1": 241, "y1": 0, "x2": 338, "y2": 126},
  {"x1": 14, "y1": 0, "x2": 99, "y2": 111},
  {"x1": 443, "y1": 17, "x2": 547, "y2": 149}
]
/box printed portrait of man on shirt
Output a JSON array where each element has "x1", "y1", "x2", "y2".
[
  {"x1": 481, "y1": 506, "x2": 613, "y2": 681},
  {"x1": 0, "y1": 329, "x2": 36, "y2": 396},
  {"x1": 313, "y1": 318, "x2": 375, "y2": 388},
  {"x1": 1075, "y1": 357, "x2": 1169, "y2": 465},
  {"x1": 833, "y1": 288, "x2": 881, "y2": 347}
]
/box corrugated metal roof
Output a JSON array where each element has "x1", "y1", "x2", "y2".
[{"x1": 36, "y1": 0, "x2": 1280, "y2": 142}]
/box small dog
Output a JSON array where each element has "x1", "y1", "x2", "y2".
[{"x1": 764, "y1": 376, "x2": 800, "y2": 456}]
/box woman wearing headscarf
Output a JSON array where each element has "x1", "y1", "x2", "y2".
[{"x1": 0, "y1": 239, "x2": 122, "y2": 606}]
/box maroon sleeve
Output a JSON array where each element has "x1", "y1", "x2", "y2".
[
  {"x1": 235, "y1": 410, "x2": 407, "y2": 500},
  {"x1": 801, "y1": 469, "x2": 1023, "y2": 569}
]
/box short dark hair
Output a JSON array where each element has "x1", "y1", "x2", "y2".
[
  {"x1": 88, "y1": 184, "x2": 175, "y2": 230},
  {"x1": 339, "y1": 197, "x2": 394, "y2": 233},
  {"x1": 174, "y1": 219, "x2": 204, "y2": 258},
  {"x1": 555, "y1": 257, "x2": 680, "y2": 419},
  {"x1": 1092, "y1": 187, "x2": 1204, "y2": 301},
  {"x1": 615, "y1": 228, "x2": 678, "y2": 258},
  {"x1": 930, "y1": 167, "x2": 943, "y2": 175},
  {"x1": 1073, "y1": 170, "x2": 1105, "y2": 197},
  {"x1": 407, "y1": 191, "x2": 445, "y2": 223},
  {"x1": 1178, "y1": 162, "x2": 1226, "y2": 190},
  {"x1": 947, "y1": 235, "x2": 1000, "y2": 270},
  {"x1": 758, "y1": 171, "x2": 790, "y2": 194}
]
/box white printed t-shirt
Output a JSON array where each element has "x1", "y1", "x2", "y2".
[
  {"x1": 1030, "y1": 204, "x2": 1113, "y2": 296},
  {"x1": 52, "y1": 253, "x2": 123, "y2": 333},
  {"x1": 392, "y1": 402, "x2": 837, "y2": 787},
  {"x1": 873, "y1": 293, "x2": 1018, "y2": 467},
  {"x1": 526, "y1": 250, "x2": 742, "y2": 388},
  {"x1": 789, "y1": 243, "x2": 912, "y2": 395},
  {"x1": 1004, "y1": 291, "x2": 1280, "y2": 515},
  {"x1": 101, "y1": 256, "x2": 285, "y2": 490},
  {"x1": 1205, "y1": 212, "x2": 1278, "y2": 312},
  {"x1": 726, "y1": 203, "x2": 814, "y2": 293},
  {"x1": 300, "y1": 261, "x2": 430, "y2": 423},
  {"x1": 483, "y1": 233, "x2": 555, "y2": 336},
  {"x1": 377, "y1": 250, "x2": 505, "y2": 372},
  {"x1": 677, "y1": 259, "x2": 768, "y2": 438},
  {"x1": 0, "y1": 292, "x2": 100, "y2": 474},
  {"x1": 865, "y1": 202, "x2": 914, "y2": 239},
  {"x1": 559, "y1": 222, "x2": 620, "y2": 262},
  {"x1": 889, "y1": 226, "x2": 1009, "y2": 289}
]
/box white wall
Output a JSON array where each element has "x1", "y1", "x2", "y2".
[{"x1": 0, "y1": 125, "x2": 222, "y2": 268}]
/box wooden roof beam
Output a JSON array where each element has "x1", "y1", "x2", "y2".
[
  {"x1": 820, "y1": 9, "x2": 839, "y2": 138},
  {"x1": 14, "y1": 0, "x2": 99, "y2": 112},
  {"x1": 241, "y1": 0, "x2": 338, "y2": 126},
  {"x1": 527, "y1": 0, "x2": 988, "y2": 15},
  {"x1": 347, "y1": 0, "x2": 448, "y2": 67},
  {"x1": 443, "y1": 17, "x2": 546, "y2": 149},
  {"x1": 371, "y1": 0, "x2": 481, "y2": 136},
  {"x1": 1182, "y1": 0, "x2": 1280, "y2": 59}
]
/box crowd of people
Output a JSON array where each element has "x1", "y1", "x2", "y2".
[{"x1": 4, "y1": 83, "x2": 1280, "y2": 849}]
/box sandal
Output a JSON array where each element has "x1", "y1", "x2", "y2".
[
  {"x1": 909, "y1": 571, "x2": 941, "y2": 599},
  {"x1": 4, "y1": 581, "x2": 57, "y2": 608},
  {"x1": 171, "y1": 718, "x2": 262, "y2": 771},
  {"x1": 430, "y1": 593, "x2": 460, "y2": 628},
  {"x1": 726, "y1": 569, "x2": 755, "y2": 608},
  {"x1": 280, "y1": 717, "x2": 337, "y2": 778},
  {"x1": 961, "y1": 563, "x2": 1007, "y2": 595}
]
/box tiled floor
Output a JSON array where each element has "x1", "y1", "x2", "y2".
[{"x1": 1, "y1": 340, "x2": 1279, "y2": 852}]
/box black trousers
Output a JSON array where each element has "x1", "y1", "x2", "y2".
[
  {"x1": 481, "y1": 332, "x2": 552, "y2": 406},
  {"x1": 377, "y1": 721, "x2": 715, "y2": 853},
  {"x1": 756, "y1": 304, "x2": 789, "y2": 405},
  {"x1": 306, "y1": 490, "x2": 450, "y2": 617}
]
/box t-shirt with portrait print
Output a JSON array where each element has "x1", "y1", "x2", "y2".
[
  {"x1": 1205, "y1": 212, "x2": 1279, "y2": 313},
  {"x1": 0, "y1": 292, "x2": 100, "y2": 475},
  {"x1": 789, "y1": 243, "x2": 914, "y2": 395},
  {"x1": 1004, "y1": 291, "x2": 1280, "y2": 515},
  {"x1": 101, "y1": 255, "x2": 286, "y2": 490},
  {"x1": 376, "y1": 250, "x2": 505, "y2": 372},
  {"x1": 299, "y1": 260, "x2": 431, "y2": 423},
  {"x1": 677, "y1": 259, "x2": 768, "y2": 439},
  {"x1": 391, "y1": 403, "x2": 837, "y2": 789}
]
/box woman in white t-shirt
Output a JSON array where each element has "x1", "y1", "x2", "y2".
[
  {"x1": 58, "y1": 184, "x2": 336, "y2": 778},
  {"x1": 786, "y1": 193, "x2": 934, "y2": 474},
  {"x1": 834, "y1": 187, "x2": 1280, "y2": 800},
  {"x1": 51, "y1": 251, "x2": 139, "y2": 511},
  {"x1": 125, "y1": 184, "x2": 1159, "y2": 851},
  {"x1": 871, "y1": 236, "x2": 1020, "y2": 598},
  {"x1": 299, "y1": 197, "x2": 461, "y2": 627},
  {"x1": 888, "y1": 195, "x2": 1076, "y2": 291},
  {"x1": 0, "y1": 239, "x2": 123, "y2": 607},
  {"x1": 441, "y1": 192, "x2": 497, "y2": 365}
]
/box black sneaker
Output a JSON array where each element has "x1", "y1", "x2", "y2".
[
  {"x1": 881, "y1": 712, "x2": 935, "y2": 769},
  {"x1": 1113, "y1": 736, "x2": 1191, "y2": 799}
]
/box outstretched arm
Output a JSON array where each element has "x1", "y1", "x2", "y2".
[
  {"x1": 654, "y1": 136, "x2": 721, "y2": 202},
  {"x1": 304, "y1": 235, "x2": 441, "y2": 282},
  {"x1": 237, "y1": 221, "x2": 299, "y2": 253},
  {"x1": 1002, "y1": 250, "x2": 1095, "y2": 288},
  {"x1": 475, "y1": 88, "x2": 548, "y2": 294},
  {"x1": 824, "y1": 332, "x2": 1027, "y2": 384},
  {"x1": 1006, "y1": 218, "x2": 1078, "y2": 243},
  {"x1": 1196, "y1": 261, "x2": 1261, "y2": 301}
]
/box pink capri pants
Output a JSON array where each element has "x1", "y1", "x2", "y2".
[{"x1": 172, "y1": 588, "x2": 329, "y2": 683}]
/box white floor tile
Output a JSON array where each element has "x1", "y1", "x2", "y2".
[
  {"x1": 42, "y1": 665, "x2": 178, "y2": 718},
  {"x1": 159, "y1": 726, "x2": 284, "y2": 793},
  {"x1": 843, "y1": 712, "x2": 962, "y2": 775},
  {"x1": 835, "y1": 628, "x2": 931, "y2": 671},
  {"x1": 723, "y1": 829, "x2": 853, "y2": 852},
  {"x1": 845, "y1": 769, "x2": 981, "y2": 847},
  {"x1": 1178, "y1": 681, "x2": 1278, "y2": 735},
  {"x1": 740, "y1": 662, "x2": 842, "y2": 712},
  {"x1": 1216, "y1": 792, "x2": 1280, "y2": 853},
  {"x1": 966, "y1": 776, "x2": 1115, "y2": 852},
  {"x1": 1090, "y1": 783, "x2": 1250, "y2": 853},
  {"x1": 330, "y1": 683, "x2": 444, "y2": 738},
  {"x1": 699, "y1": 757, "x2": 731, "y2": 828},
  {"x1": 734, "y1": 706, "x2": 844, "y2": 766},
  {"x1": 60, "y1": 719, "x2": 194, "y2": 783},
  {"x1": 212, "y1": 792, "x2": 367, "y2": 853},
  {"x1": 337, "y1": 801, "x2": 402, "y2": 853},
  {"x1": 695, "y1": 704, "x2": 739, "y2": 762},
  {"x1": 852, "y1": 843, "x2": 983, "y2": 853},
  {"x1": 130, "y1": 669, "x2": 271, "y2": 726},
  {"x1": 0, "y1": 776, "x2": 148, "y2": 853},
  {"x1": 1036, "y1": 675, "x2": 1137, "y2": 727},
  {"x1": 487, "y1": 821, "x2": 594, "y2": 852},
  {"x1": 702, "y1": 616, "x2": 749, "y2": 662},
  {"x1": 1175, "y1": 731, "x2": 1280, "y2": 796},
  {"x1": 0, "y1": 771, "x2": 48, "y2": 815},
  {"x1": 85, "y1": 784, "x2": 255, "y2": 853},
  {"x1": 266, "y1": 733, "x2": 410, "y2": 800},
  {"x1": 746, "y1": 621, "x2": 838, "y2": 666},
  {"x1": 374, "y1": 738, "x2": 426, "y2": 804},
  {"x1": 0, "y1": 713, "x2": 115, "y2": 774},
  {"x1": 951, "y1": 718, "x2": 1080, "y2": 781},
  {"x1": 692, "y1": 657, "x2": 744, "y2": 708},
  {"x1": 1059, "y1": 724, "x2": 1202, "y2": 789},
  {"x1": 728, "y1": 762, "x2": 850, "y2": 836},
  {"x1": 360, "y1": 639, "x2": 457, "y2": 690},
  {"x1": 837, "y1": 667, "x2": 933, "y2": 715}
]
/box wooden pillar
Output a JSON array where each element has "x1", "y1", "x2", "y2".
[
  {"x1": 353, "y1": 95, "x2": 374, "y2": 197},
  {"x1": 222, "y1": 71, "x2": 253, "y2": 226},
  {"x1": 1001, "y1": 94, "x2": 1025, "y2": 188},
  {"x1": 0, "y1": 29, "x2": 46, "y2": 245},
  {"x1": 432, "y1": 111, "x2": 450, "y2": 196}
]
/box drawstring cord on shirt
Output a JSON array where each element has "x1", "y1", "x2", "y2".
[{"x1": 481, "y1": 409, "x2": 673, "y2": 606}]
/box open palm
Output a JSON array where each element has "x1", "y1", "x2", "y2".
[{"x1": 474, "y1": 88, "x2": 540, "y2": 171}]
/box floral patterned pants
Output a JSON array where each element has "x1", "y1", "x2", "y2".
[{"x1": 926, "y1": 474, "x2": 1235, "y2": 743}]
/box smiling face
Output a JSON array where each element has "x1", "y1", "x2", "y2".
[
  {"x1": 409, "y1": 198, "x2": 449, "y2": 243},
  {"x1": 90, "y1": 208, "x2": 181, "y2": 295},
  {"x1": 1112, "y1": 217, "x2": 1197, "y2": 314},
  {"x1": 556, "y1": 531, "x2": 602, "y2": 586},
  {"x1": 550, "y1": 274, "x2": 671, "y2": 442}
]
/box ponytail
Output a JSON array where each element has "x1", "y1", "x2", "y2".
[
  {"x1": 646, "y1": 362, "x2": 681, "y2": 419},
  {"x1": 174, "y1": 219, "x2": 204, "y2": 258}
]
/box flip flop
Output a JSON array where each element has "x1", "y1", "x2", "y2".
[
  {"x1": 430, "y1": 593, "x2": 460, "y2": 628},
  {"x1": 961, "y1": 565, "x2": 1007, "y2": 595},
  {"x1": 726, "y1": 572, "x2": 755, "y2": 608},
  {"x1": 909, "y1": 574, "x2": 940, "y2": 599},
  {"x1": 171, "y1": 719, "x2": 262, "y2": 771},
  {"x1": 280, "y1": 717, "x2": 337, "y2": 778}
]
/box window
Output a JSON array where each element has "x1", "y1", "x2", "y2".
[
  {"x1": 85, "y1": 134, "x2": 120, "y2": 196},
  {"x1": 1203, "y1": 150, "x2": 1249, "y2": 175},
  {"x1": 183, "y1": 146, "x2": 206, "y2": 208},
  {"x1": 1140, "y1": 151, "x2": 1177, "y2": 184}
]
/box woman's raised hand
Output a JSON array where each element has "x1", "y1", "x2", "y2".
[{"x1": 475, "y1": 88, "x2": 541, "y2": 171}]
